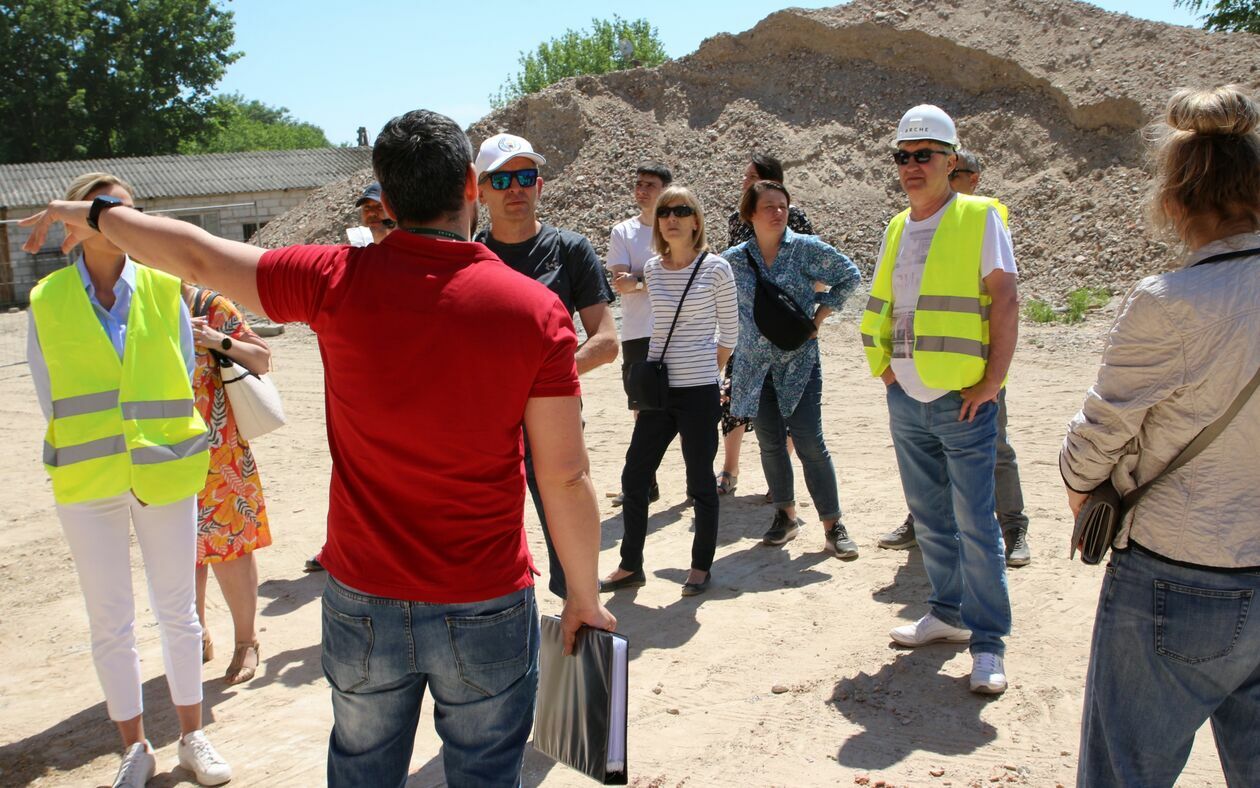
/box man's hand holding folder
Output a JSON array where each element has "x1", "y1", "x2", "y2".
[
  {"x1": 523, "y1": 396, "x2": 618, "y2": 654},
  {"x1": 562, "y1": 599, "x2": 618, "y2": 655}
]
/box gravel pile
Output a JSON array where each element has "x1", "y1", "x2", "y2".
[{"x1": 256, "y1": 0, "x2": 1259, "y2": 297}]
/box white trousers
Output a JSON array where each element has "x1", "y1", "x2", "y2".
[{"x1": 56, "y1": 492, "x2": 203, "y2": 721}]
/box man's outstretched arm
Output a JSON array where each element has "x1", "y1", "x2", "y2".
[{"x1": 22, "y1": 201, "x2": 267, "y2": 316}]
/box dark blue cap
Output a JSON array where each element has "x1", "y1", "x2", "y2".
[{"x1": 355, "y1": 182, "x2": 382, "y2": 207}]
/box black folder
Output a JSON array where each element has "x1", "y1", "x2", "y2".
[{"x1": 534, "y1": 615, "x2": 628, "y2": 785}]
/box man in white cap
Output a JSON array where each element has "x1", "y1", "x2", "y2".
[
  {"x1": 474, "y1": 132, "x2": 618, "y2": 601},
  {"x1": 859, "y1": 105, "x2": 1018, "y2": 695}
]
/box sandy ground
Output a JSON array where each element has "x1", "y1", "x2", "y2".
[{"x1": 0, "y1": 304, "x2": 1230, "y2": 788}]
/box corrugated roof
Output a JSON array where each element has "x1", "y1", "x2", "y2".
[{"x1": 0, "y1": 147, "x2": 373, "y2": 209}]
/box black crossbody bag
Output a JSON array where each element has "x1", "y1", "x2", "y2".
[
  {"x1": 1071, "y1": 247, "x2": 1260, "y2": 564},
  {"x1": 744, "y1": 247, "x2": 816, "y2": 351},
  {"x1": 625, "y1": 254, "x2": 705, "y2": 411}
]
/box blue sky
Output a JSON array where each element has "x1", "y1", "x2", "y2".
[{"x1": 216, "y1": 1, "x2": 1201, "y2": 145}]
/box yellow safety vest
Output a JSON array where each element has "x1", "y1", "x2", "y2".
[
  {"x1": 30, "y1": 263, "x2": 209, "y2": 505},
  {"x1": 859, "y1": 193, "x2": 1006, "y2": 390}
]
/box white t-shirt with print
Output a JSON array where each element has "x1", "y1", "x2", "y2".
[
  {"x1": 607, "y1": 216, "x2": 656, "y2": 341},
  {"x1": 875, "y1": 194, "x2": 1017, "y2": 403}
]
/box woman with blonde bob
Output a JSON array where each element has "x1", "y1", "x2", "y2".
[
  {"x1": 1061, "y1": 86, "x2": 1260, "y2": 786},
  {"x1": 600, "y1": 186, "x2": 738, "y2": 596},
  {"x1": 27, "y1": 173, "x2": 232, "y2": 787}
]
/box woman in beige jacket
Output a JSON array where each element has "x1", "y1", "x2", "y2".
[{"x1": 1061, "y1": 86, "x2": 1260, "y2": 787}]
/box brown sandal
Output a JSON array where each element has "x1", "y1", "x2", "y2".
[
  {"x1": 202, "y1": 632, "x2": 214, "y2": 664},
  {"x1": 224, "y1": 640, "x2": 260, "y2": 685}
]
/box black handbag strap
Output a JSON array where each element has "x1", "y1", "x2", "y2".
[
  {"x1": 192, "y1": 288, "x2": 220, "y2": 319},
  {"x1": 1122, "y1": 246, "x2": 1260, "y2": 509},
  {"x1": 653, "y1": 252, "x2": 706, "y2": 362}
]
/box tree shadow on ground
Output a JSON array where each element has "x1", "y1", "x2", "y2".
[
  {"x1": 258, "y1": 570, "x2": 327, "y2": 618},
  {"x1": 0, "y1": 675, "x2": 235, "y2": 787},
  {"x1": 828, "y1": 647, "x2": 999, "y2": 771}
]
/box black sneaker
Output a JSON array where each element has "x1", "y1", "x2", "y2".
[
  {"x1": 612, "y1": 483, "x2": 660, "y2": 507},
  {"x1": 824, "y1": 522, "x2": 859, "y2": 560},
  {"x1": 877, "y1": 513, "x2": 917, "y2": 550},
  {"x1": 303, "y1": 556, "x2": 325, "y2": 573},
  {"x1": 762, "y1": 510, "x2": 801, "y2": 546},
  {"x1": 1005, "y1": 526, "x2": 1031, "y2": 567}
]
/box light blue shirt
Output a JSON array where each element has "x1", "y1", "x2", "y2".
[{"x1": 27, "y1": 257, "x2": 194, "y2": 420}]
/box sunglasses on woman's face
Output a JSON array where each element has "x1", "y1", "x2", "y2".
[
  {"x1": 892, "y1": 149, "x2": 951, "y2": 166},
  {"x1": 486, "y1": 168, "x2": 538, "y2": 190},
  {"x1": 656, "y1": 204, "x2": 695, "y2": 219}
]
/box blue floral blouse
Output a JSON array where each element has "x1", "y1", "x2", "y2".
[{"x1": 722, "y1": 229, "x2": 862, "y2": 419}]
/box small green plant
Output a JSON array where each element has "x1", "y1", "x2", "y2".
[
  {"x1": 1024, "y1": 298, "x2": 1057, "y2": 323},
  {"x1": 1062, "y1": 286, "x2": 1112, "y2": 324}
]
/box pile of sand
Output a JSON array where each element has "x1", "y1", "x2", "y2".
[{"x1": 255, "y1": 0, "x2": 1259, "y2": 298}]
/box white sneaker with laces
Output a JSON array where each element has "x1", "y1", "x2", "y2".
[
  {"x1": 889, "y1": 613, "x2": 971, "y2": 647},
  {"x1": 178, "y1": 730, "x2": 232, "y2": 786},
  {"x1": 970, "y1": 652, "x2": 1008, "y2": 694},
  {"x1": 112, "y1": 741, "x2": 155, "y2": 788}
]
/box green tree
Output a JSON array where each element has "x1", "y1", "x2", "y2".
[
  {"x1": 179, "y1": 94, "x2": 330, "y2": 154},
  {"x1": 1174, "y1": 0, "x2": 1260, "y2": 33},
  {"x1": 0, "y1": 0, "x2": 240, "y2": 163},
  {"x1": 492, "y1": 16, "x2": 667, "y2": 107}
]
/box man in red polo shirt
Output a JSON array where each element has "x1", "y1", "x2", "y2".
[{"x1": 22, "y1": 109, "x2": 616, "y2": 788}]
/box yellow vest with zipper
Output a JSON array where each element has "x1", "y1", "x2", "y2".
[
  {"x1": 30, "y1": 263, "x2": 209, "y2": 505},
  {"x1": 860, "y1": 193, "x2": 1006, "y2": 389}
]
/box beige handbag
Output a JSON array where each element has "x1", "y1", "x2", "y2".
[{"x1": 194, "y1": 290, "x2": 286, "y2": 441}]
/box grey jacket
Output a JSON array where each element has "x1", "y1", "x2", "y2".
[{"x1": 1060, "y1": 233, "x2": 1260, "y2": 568}]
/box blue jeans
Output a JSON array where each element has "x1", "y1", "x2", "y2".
[
  {"x1": 1078, "y1": 545, "x2": 1260, "y2": 787},
  {"x1": 321, "y1": 578, "x2": 539, "y2": 788},
  {"x1": 886, "y1": 383, "x2": 1011, "y2": 655},
  {"x1": 752, "y1": 364, "x2": 842, "y2": 521}
]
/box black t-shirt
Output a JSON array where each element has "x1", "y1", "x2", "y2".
[{"x1": 478, "y1": 224, "x2": 612, "y2": 316}]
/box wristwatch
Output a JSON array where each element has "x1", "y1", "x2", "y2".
[
  {"x1": 87, "y1": 195, "x2": 125, "y2": 230},
  {"x1": 220, "y1": 336, "x2": 233, "y2": 351},
  {"x1": 634, "y1": 277, "x2": 645, "y2": 291}
]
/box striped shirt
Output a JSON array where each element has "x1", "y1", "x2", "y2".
[{"x1": 645, "y1": 252, "x2": 739, "y2": 388}]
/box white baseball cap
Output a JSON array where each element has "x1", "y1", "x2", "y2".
[
  {"x1": 475, "y1": 133, "x2": 547, "y2": 177},
  {"x1": 896, "y1": 105, "x2": 958, "y2": 148}
]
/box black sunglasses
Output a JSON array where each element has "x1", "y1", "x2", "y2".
[
  {"x1": 656, "y1": 204, "x2": 695, "y2": 219},
  {"x1": 892, "y1": 149, "x2": 952, "y2": 166},
  {"x1": 950, "y1": 169, "x2": 976, "y2": 178},
  {"x1": 485, "y1": 168, "x2": 538, "y2": 190}
]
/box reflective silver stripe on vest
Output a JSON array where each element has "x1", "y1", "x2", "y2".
[
  {"x1": 861, "y1": 333, "x2": 876, "y2": 348},
  {"x1": 130, "y1": 432, "x2": 209, "y2": 465},
  {"x1": 51, "y1": 390, "x2": 120, "y2": 418},
  {"x1": 865, "y1": 295, "x2": 888, "y2": 314},
  {"x1": 915, "y1": 336, "x2": 989, "y2": 359},
  {"x1": 120, "y1": 399, "x2": 195, "y2": 420},
  {"x1": 43, "y1": 435, "x2": 127, "y2": 467},
  {"x1": 917, "y1": 295, "x2": 984, "y2": 315},
  {"x1": 980, "y1": 304, "x2": 991, "y2": 321}
]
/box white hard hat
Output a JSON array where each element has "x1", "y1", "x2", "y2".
[{"x1": 896, "y1": 105, "x2": 958, "y2": 148}]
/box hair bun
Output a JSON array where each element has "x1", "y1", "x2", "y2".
[{"x1": 1167, "y1": 86, "x2": 1260, "y2": 136}]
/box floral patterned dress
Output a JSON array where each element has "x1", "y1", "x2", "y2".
[{"x1": 191, "y1": 293, "x2": 271, "y2": 564}]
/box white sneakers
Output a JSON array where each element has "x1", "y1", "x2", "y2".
[
  {"x1": 889, "y1": 614, "x2": 1008, "y2": 695},
  {"x1": 970, "y1": 652, "x2": 1008, "y2": 695},
  {"x1": 112, "y1": 741, "x2": 156, "y2": 788},
  {"x1": 178, "y1": 730, "x2": 233, "y2": 785},
  {"x1": 888, "y1": 613, "x2": 971, "y2": 647}
]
